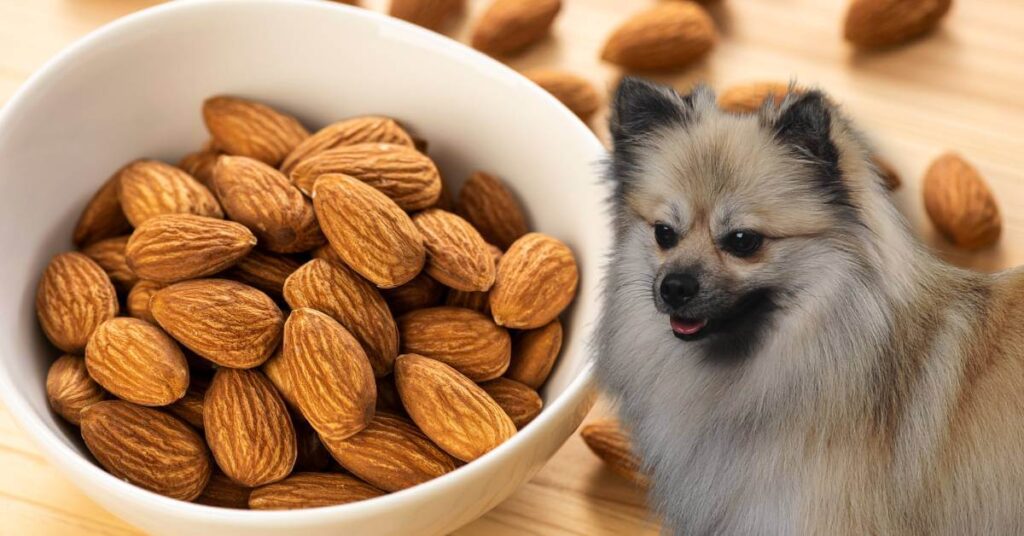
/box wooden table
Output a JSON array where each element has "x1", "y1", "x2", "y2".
[{"x1": 1, "y1": 0, "x2": 1021, "y2": 534}]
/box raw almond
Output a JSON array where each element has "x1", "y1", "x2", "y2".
[
  {"x1": 203, "y1": 96, "x2": 309, "y2": 167},
  {"x1": 265, "y1": 308, "x2": 376, "y2": 441},
  {"x1": 151, "y1": 279, "x2": 284, "y2": 368},
  {"x1": 117, "y1": 159, "x2": 223, "y2": 226},
  {"x1": 524, "y1": 69, "x2": 600, "y2": 122},
  {"x1": 471, "y1": 0, "x2": 562, "y2": 56},
  {"x1": 923, "y1": 153, "x2": 1001, "y2": 249},
  {"x1": 36, "y1": 252, "x2": 119, "y2": 353},
  {"x1": 46, "y1": 355, "x2": 106, "y2": 425},
  {"x1": 80, "y1": 400, "x2": 212, "y2": 501},
  {"x1": 283, "y1": 258, "x2": 399, "y2": 377},
  {"x1": 382, "y1": 273, "x2": 446, "y2": 315},
  {"x1": 506, "y1": 318, "x2": 562, "y2": 389},
  {"x1": 212, "y1": 156, "x2": 325, "y2": 253},
  {"x1": 480, "y1": 377, "x2": 543, "y2": 429},
  {"x1": 226, "y1": 250, "x2": 302, "y2": 297},
  {"x1": 580, "y1": 419, "x2": 650, "y2": 487},
  {"x1": 312, "y1": 174, "x2": 425, "y2": 288},
  {"x1": 178, "y1": 142, "x2": 222, "y2": 187},
  {"x1": 395, "y1": 354, "x2": 515, "y2": 462},
  {"x1": 322, "y1": 412, "x2": 456, "y2": 492},
  {"x1": 167, "y1": 379, "x2": 207, "y2": 429},
  {"x1": 280, "y1": 116, "x2": 415, "y2": 175},
  {"x1": 455, "y1": 172, "x2": 528, "y2": 250},
  {"x1": 293, "y1": 418, "x2": 332, "y2": 472},
  {"x1": 601, "y1": 2, "x2": 716, "y2": 71},
  {"x1": 126, "y1": 280, "x2": 165, "y2": 324},
  {"x1": 445, "y1": 243, "x2": 502, "y2": 313},
  {"x1": 844, "y1": 0, "x2": 952, "y2": 49},
  {"x1": 412, "y1": 209, "x2": 496, "y2": 292},
  {"x1": 85, "y1": 317, "x2": 189, "y2": 406},
  {"x1": 718, "y1": 82, "x2": 797, "y2": 113},
  {"x1": 204, "y1": 368, "x2": 297, "y2": 487},
  {"x1": 292, "y1": 143, "x2": 441, "y2": 211},
  {"x1": 73, "y1": 169, "x2": 132, "y2": 247},
  {"x1": 490, "y1": 233, "x2": 578, "y2": 329},
  {"x1": 249, "y1": 473, "x2": 384, "y2": 510},
  {"x1": 398, "y1": 307, "x2": 511, "y2": 382},
  {"x1": 195, "y1": 473, "x2": 251, "y2": 509},
  {"x1": 389, "y1": 0, "x2": 463, "y2": 31},
  {"x1": 125, "y1": 214, "x2": 256, "y2": 283},
  {"x1": 81, "y1": 235, "x2": 138, "y2": 292}
]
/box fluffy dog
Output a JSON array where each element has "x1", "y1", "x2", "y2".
[{"x1": 594, "y1": 77, "x2": 1024, "y2": 535}]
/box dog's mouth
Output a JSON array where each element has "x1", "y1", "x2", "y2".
[{"x1": 670, "y1": 316, "x2": 709, "y2": 340}]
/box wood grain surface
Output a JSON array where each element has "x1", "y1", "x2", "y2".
[{"x1": 1, "y1": 0, "x2": 1021, "y2": 534}]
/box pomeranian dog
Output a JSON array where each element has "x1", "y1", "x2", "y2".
[{"x1": 594, "y1": 77, "x2": 1024, "y2": 535}]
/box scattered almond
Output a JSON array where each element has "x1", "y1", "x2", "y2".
[
  {"x1": 490, "y1": 233, "x2": 578, "y2": 329},
  {"x1": 249, "y1": 472, "x2": 384, "y2": 510},
  {"x1": 203, "y1": 96, "x2": 309, "y2": 167},
  {"x1": 117, "y1": 159, "x2": 223, "y2": 226},
  {"x1": 581, "y1": 420, "x2": 649, "y2": 487},
  {"x1": 601, "y1": 2, "x2": 717, "y2": 71},
  {"x1": 844, "y1": 0, "x2": 952, "y2": 49},
  {"x1": 389, "y1": 0, "x2": 462, "y2": 31},
  {"x1": 36, "y1": 252, "x2": 119, "y2": 353},
  {"x1": 524, "y1": 69, "x2": 600, "y2": 122},
  {"x1": 399, "y1": 307, "x2": 511, "y2": 382},
  {"x1": 46, "y1": 355, "x2": 106, "y2": 425},
  {"x1": 923, "y1": 152, "x2": 1001, "y2": 249},
  {"x1": 125, "y1": 214, "x2": 256, "y2": 283},
  {"x1": 471, "y1": 0, "x2": 562, "y2": 57},
  {"x1": 718, "y1": 82, "x2": 797, "y2": 113},
  {"x1": 455, "y1": 171, "x2": 529, "y2": 249},
  {"x1": 281, "y1": 116, "x2": 415, "y2": 175},
  {"x1": 85, "y1": 317, "x2": 189, "y2": 407},
  {"x1": 412, "y1": 209, "x2": 496, "y2": 292},
  {"x1": 506, "y1": 319, "x2": 562, "y2": 389}
]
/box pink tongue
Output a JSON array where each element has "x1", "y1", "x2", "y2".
[{"x1": 671, "y1": 317, "x2": 708, "y2": 335}]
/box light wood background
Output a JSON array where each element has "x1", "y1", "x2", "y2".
[{"x1": 1, "y1": 0, "x2": 1021, "y2": 534}]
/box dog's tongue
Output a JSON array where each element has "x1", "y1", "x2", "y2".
[{"x1": 671, "y1": 317, "x2": 708, "y2": 336}]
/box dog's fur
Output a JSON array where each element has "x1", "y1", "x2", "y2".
[{"x1": 594, "y1": 78, "x2": 1024, "y2": 535}]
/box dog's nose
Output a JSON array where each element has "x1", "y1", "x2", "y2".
[{"x1": 660, "y1": 273, "x2": 699, "y2": 307}]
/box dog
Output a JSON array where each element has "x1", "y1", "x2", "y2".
[{"x1": 593, "y1": 77, "x2": 1024, "y2": 535}]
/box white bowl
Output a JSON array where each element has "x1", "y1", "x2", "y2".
[{"x1": 0, "y1": 1, "x2": 608, "y2": 534}]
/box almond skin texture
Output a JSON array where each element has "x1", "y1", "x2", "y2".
[
  {"x1": 412, "y1": 209, "x2": 496, "y2": 292},
  {"x1": 226, "y1": 250, "x2": 302, "y2": 297},
  {"x1": 249, "y1": 473, "x2": 384, "y2": 510},
  {"x1": 36, "y1": 252, "x2": 119, "y2": 353},
  {"x1": 151, "y1": 279, "x2": 284, "y2": 368},
  {"x1": 178, "y1": 144, "x2": 222, "y2": 187},
  {"x1": 389, "y1": 0, "x2": 463, "y2": 31},
  {"x1": 312, "y1": 174, "x2": 426, "y2": 288},
  {"x1": 398, "y1": 307, "x2": 511, "y2": 382},
  {"x1": 382, "y1": 273, "x2": 446, "y2": 315},
  {"x1": 81, "y1": 235, "x2": 138, "y2": 292},
  {"x1": 265, "y1": 308, "x2": 376, "y2": 442},
  {"x1": 283, "y1": 259, "x2": 399, "y2": 377},
  {"x1": 280, "y1": 116, "x2": 415, "y2": 175},
  {"x1": 204, "y1": 368, "x2": 297, "y2": 487},
  {"x1": 524, "y1": 69, "x2": 600, "y2": 122},
  {"x1": 117, "y1": 159, "x2": 223, "y2": 226},
  {"x1": 490, "y1": 233, "x2": 578, "y2": 329},
  {"x1": 395, "y1": 354, "x2": 516, "y2": 462},
  {"x1": 580, "y1": 420, "x2": 650, "y2": 487},
  {"x1": 126, "y1": 280, "x2": 165, "y2": 324},
  {"x1": 85, "y1": 318, "x2": 189, "y2": 407},
  {"x1": 167, "y1": 380, "x2": 207, "y2": 429},
  {"x1": 445, "y1": 243, "x2": 503, "y2": 314},
  {"x1": 455, "y1": 171, "x2": 528, "y2": 249},
  {"x1": 46, "y1": 355, "x2": 106, "y2": 425},
  {"x1": 80, "y1": 401, "x2": 212, "y2": 501},
  {"x1": 471, "y1": 0, "x2": 562, "y2": 57},
  {"x1": 507, "y1": 319, "x2": 562, "y2": 389},
  {"x1": 480, "y1": 378, "x2": 543, "y2": 429},
  {"x1": 292, "y1": 143, "x2": 441, "y2": 211},
  {"x1": 845, "y1": 0, "x2": 952, "y2": 49},
  {"x1": 125, "y1": 214, "x2": 256, "y2": 283},
  {"x1": 212, "y1": 156, "x2": 325, "y2": 253},
  {"x1": 718, "y1": 82, "x2": 797, "y2": 113},
  {"x1": 923, "y1": 153, "x2": 1001, "y2": 250},
  {"x1": 322, "y1": 413, "x2": 457, "y2": 492},
  {"x1": 73, "y1": 169, "x2": 132, "y2": 247},
  {"x1": 203, "y1": 96, "x2": 309, "y2": 167},
  {"x1": 601, "y1": 2, "x2": 716, "y2": 71},
  {"x1": 196, "y1": 473, "x2": 251, "y2": 509}
]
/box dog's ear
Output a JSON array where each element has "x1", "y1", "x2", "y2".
[
  {"x1": 770, "y1": 91, "x2": 846, "y2": 205},
  {"x1": 609, "y1": 77, "x2": 697, "y2": 150}
]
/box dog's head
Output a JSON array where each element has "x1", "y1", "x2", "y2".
[{"x1": 606, "y1": 78, "x2": 883, "y2": 362}]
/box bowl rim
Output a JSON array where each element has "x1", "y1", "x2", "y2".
[{"x1": 0, "y1": 0, "x2": 604, "y2": 524}]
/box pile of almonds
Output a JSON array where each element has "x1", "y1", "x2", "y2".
[{"x1": 41, "y1": 95, "x2": 579, "y2": 509}]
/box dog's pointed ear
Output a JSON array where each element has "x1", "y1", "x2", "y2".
[
  {"x1": 770, "y1": 91, "x2": 847, "y2": 204},
  {"x1": 609, "y1": 77, "x2": 697, "y2": 149}
]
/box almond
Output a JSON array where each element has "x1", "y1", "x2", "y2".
[
  {"x1": 36, "y1": 252, "x2": 119, "y2": 353},
  {"x1": 117, "y1": 159, "x2": 223, "y2": 226},
  {"x1": 580, "y1": 419, "x2": 650, "y2": 487},
  {"x1": 471, "y1": 0, "x2": 562, "y2": 56},
  {"x1": 151, "y1": 279, "x2": 284, "y2": 368},
  {"x1": 601, "y1": 2, "x2": 716, "y2": 71},
  {"x1": 81, "y1": 235, "x2": 138, "y2": 292},
  {"x1": 248, "y1": 473, "x2": 384, "y2": 510},
  {"x1": 196, "y1": 473, "x2": 251, "y2": 509},
  {"x1": 445, "y1": 243, "x2": 502, "y2": 314},
  {"x1": 312, "y1": 174, "x2": 425, "y2": 288},
  {"x1": 523, "y1": 69, "x2": 600, "y2": 122},
  {"x1": 455, "y1": 171, "x2": 528, "y2": 249},
  {"x1": 382, "y1": 273, "x2": 446, "y2": 315},
  {"x1": 46, "y1": 355, "x2": 106, "y2": 425},
  {"x1": 923, "y1": 152, "x2": 1001, "y2": 250},
  {"x1": 718, "y1": 82, "x2": 797, "y2": 114},
  {"x1": 395, "y1": 354, "x2": 515, "y2": 462},
  {"x1": 212, "y1": 156, "x2": 325, "y2": 253},
  {"x1": 203, "y1": 96, "x2": 309, "y2": 167},
  {"x1": 126, "y1": 280, "x2": 165, "y2": 324},
  {"x1": 283, "y1": 259, "x2": 398, "y2": 377},
  {"x1": 80, "y1": 400, "x2": 212, "y2": 501},
  {"x1": 490, "y1": 233, "x2": 578, "y2": 329},
  {"x1": 506, "y1": 319, "x2": 562, "y2": 389},
  {"x1": 226, "y1": 250, "x2": 303, "y2": 297},
  {"x1": 389, "y1": 0, "x2": 463, "y2": 31},
  {"x1": 280, "y1": 116, "x2": 415, "y2": 175},
  {"x1": 844, "y1": 0, "x2": 952, "y2": 49},
  {"x1": 204, "y1": 368, "x2": 297, "y2": 487},
  {"x1": 398, "y1": 307, "x2": 511, "y2": 382},
  {"x1": 125, "y1": 214, "x2": 256, "y2": 283},
  {"x1": 73, "y1": 169, "x2": 132, "y2": 248},
  {"x1": 412, "y1": 209, "x2": 496, "y2": 292},
  {"x1": 167, "y1": 379, "x2": 207, "y2": 429},
  {"x1": 292, "y1": 143, "x2": 441, "y2": 211},
  {"x1": 375, "y1": 375, "x2": 406, "y2": 416},
  {"x1": 480, "y1": 377, "x2": 543, "y2": 429},
  {"x1": 178, "y1": 143, "x2": 222, "y2": 187},
  {"x1": 265, "y1": 308, "x2": 376, "y2": 441},
  {"x1": 873, "y1": 155, "x2": 902, "y2": 190},
  {"x1": 322, "y1": 413, "x2": 456, "y2": 492},
  {"x1": 85, "y1": 317, "x2": 189, "y2": 406}
]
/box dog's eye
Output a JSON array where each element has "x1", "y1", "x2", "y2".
[
  {"x1": 722, "y1": 230, "x2": 763, "y2": 257},
  {"x1": 654, "y1": 223, "x2": 678, "y2": 249}
]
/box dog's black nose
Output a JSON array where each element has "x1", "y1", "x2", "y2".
[{"x1": 660, "y1": 273, "x2": 699, "y2": 307}]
